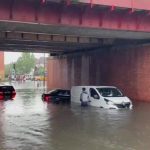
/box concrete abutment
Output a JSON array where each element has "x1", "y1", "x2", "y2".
[{"x1": 47, "y1": 45, "x2": 150, "y2": 102}]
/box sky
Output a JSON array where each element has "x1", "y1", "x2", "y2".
[{"x1": 4, "y1": 52, "x2": 48, "y2": 64}]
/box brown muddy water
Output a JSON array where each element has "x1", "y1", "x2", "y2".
[{"x1": 0, "y1": 81, "x2": 149, "y2": 150}]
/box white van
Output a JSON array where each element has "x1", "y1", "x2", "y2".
[{"x1": 71, "y1": 86, "x2": 133, "y2": 109}]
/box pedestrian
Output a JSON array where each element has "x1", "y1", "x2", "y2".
[
  {"x1": 80, "y1": 87, "x2": 90, "y2": 107},
  {"x1": 37, "y1": 81, "x2": 39, "y2": 88}
]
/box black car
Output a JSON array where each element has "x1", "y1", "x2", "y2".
[
  {"x1": 42, "y1": 89, "x2": 70, "y2": 104},
  {"x1": 0, "y1": 85, "x2": 16, "y2": 100}
]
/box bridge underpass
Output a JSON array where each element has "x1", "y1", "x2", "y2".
[
  {"x1": 0, "y1": 1, "x2": 150, "y2": 149},
  {"x1": 1, "y1": 0, "x2": 150, "y2": 102},
  {"x1": 1, "y1": 31, "x2": 149, "y2": 102}
]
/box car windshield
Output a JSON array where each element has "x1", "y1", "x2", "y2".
[
  {"x1": 96, "y1": 88, "x2": 123, "y2": 97},
  {"x1": 48, "y1": 89, "x2": 60, "y2": 94}
]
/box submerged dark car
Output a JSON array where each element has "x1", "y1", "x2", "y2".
[
  {"x1": 0, "y1": 85, "x2": 16, "y2": 100},
  {"x1": 42, "y1": 89, "x2": 70, "y2": 103}
]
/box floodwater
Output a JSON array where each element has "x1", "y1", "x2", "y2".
[{"x1": 0, "y1": 81, "x2": 150, "y2": 150}]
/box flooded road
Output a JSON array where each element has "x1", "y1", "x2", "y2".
[{"x1": 0, "y1": 81, "x2": 150, "y2": 150}]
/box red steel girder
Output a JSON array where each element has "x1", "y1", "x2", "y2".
[
  {"x1": 79, "y1": 0, "x2": 150, "y2": 11},
  {"x1": 0, "y1": 0, "x2": 150, "y2": 33}
]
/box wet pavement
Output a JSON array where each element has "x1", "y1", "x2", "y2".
[{"x1": 0, "y1": 81, "x2": 150, "y2": 150}]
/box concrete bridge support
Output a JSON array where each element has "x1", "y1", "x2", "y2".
[{"x1": 47, "y1": 45, "x2": 150, "y2": 102}]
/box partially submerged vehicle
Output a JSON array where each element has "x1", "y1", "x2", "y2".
[
  {"x1": 71, "y1": 86, "x2": 133, "y2": 109},
  {"x1": 42, "y1": 89, "x2": 70, "y2": 104},
  {"x1": 0, "y1": 85, "x2": 16, "y2": 100}
]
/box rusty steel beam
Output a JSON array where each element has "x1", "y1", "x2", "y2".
[
  {"x1": 42, "y1": 0, "x2": 150, "y2": 11},
  {"x1": 0, "y1": 0, "x2": 150, "y2": 37},
  {"x1": 1, "y1": 21, "x2": 150, "y2": 39},
  {"x1": 78, "y1": 0, "x2": 150, "y2": 11}
]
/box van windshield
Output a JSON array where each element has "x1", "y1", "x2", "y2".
[{"x1": 96, "y1": 88, "x2": 123, "y2": 97}]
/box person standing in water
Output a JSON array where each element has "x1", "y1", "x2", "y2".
[{"x1": 80, "y1": 87, "x2": 90, "y2": 107}]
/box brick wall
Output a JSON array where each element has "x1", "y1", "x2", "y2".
[{"x1": 47, "y1": 45, "x2": 150, "y2": 102}]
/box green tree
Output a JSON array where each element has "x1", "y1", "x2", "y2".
[
  {"x1": 16, "y1": 53, "x2": 36, "y2": 74},
  {"x1": 5, "y1": 64, "x2": 12, "y2": 78},
  {"x1": 38, "y1": 66, "x2": 45, "y2": 76}
]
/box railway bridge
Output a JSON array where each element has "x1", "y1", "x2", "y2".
[{"x1": 1, "y1": 0, "x2": 150, "y2": 101}]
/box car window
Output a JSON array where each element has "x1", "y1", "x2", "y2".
[
  {"x1": 58, "y1": 91, "x2": 64, "y2": 95},
  {"x1": 48, "y1": 89, "x2": 70, "y2": 96},
  {"x1": 90, "y1": 88, "x2": 99, "y2": 99},
  {"x1": 96, "y1": 88, "x2": 123, "y2": 97},
  {"x1": 57, "y1": 90, "x2": 70, "y2": 96},
  {"x1": 63, "y1": 91, "x2": 70, "y2": 96}
]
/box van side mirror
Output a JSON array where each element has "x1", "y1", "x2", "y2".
[{"x1": 94, "y1": 95, "x2": 99, "y2": 99}]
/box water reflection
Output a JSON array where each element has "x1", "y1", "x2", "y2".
[{"x1": 0, "y1": 82, "x2": 150, "y2": 149}]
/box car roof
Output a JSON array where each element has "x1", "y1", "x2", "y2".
[
  {"x1": 72, "y1": 86, "x2": 117, "y2": 88},
  {"x1": 0, "y1": 84, "x2": 14, "y2": 87},
  {"x1": 48, "y1": 89, "x2": 70, "y2": 93},
  {"x1": 0, "y1": 85, "x2": 15, "y2": 90}
]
